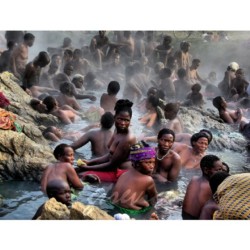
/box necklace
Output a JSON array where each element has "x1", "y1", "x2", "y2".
[{"x1": 156, "y1": 149, "x2": 170, "y2": 161}]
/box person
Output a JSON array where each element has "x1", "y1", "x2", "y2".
[
  {"x1": 138, "y1": 95, "x2": 159, "y2": 130},
  {"x1": 153, "y1": 35, "x2": 173, "y2": 66},
  {"x1": 174, "y1": 41, "x2": 191, "y2": 72},
  {"x1": 159, "y1": 67, "x2": 175, "y2": 101},
  {"x1": 70, "y1": 112, "x2": 115, "y2": 157},
  {"x1": 187, "y1": 58, "x2": 207, "y2": 85},
  {"x1": 218, "y1": 61, "x2": 239, "y2": 100},
  {"x1": 0, "y1": 40, "x2": 16, "y2": 73},
  {"x1": 32, "y1": 179, "x2": 72, "y2": 220},
  {"x1": 42, "y1": 95, "x2": 81, "y2": 124},
  {"x1": 239, "y1": 118, "x2": 250, "y2": 140},
  {"x1": 30, "y1": 98, "x2": 47, "y2": 113},
  {"x1": 22, "y1": 51, "x2": 57, "y2": 98},
  {"x1": 211, "y1": 172, "x2": 250, "y2": 219},
  {"x1": 10, "y1": 32, "x2": 35, "y2": 81},
  {"x1": 199, "y1": 171, "x2": 230, "y2": 220},
  {"x1": 40, "y1": 143, "x2": 83, "y2": 194},
  {"x1": 76, "y1": 99, "x2": 137, "y2": 183},
  {"x1": 89, "y1": 31, "x2": 109, "y2": 70},
  {"x1": 212, "y1": 96, "x2": 243, "y2": 124},
  {"x1": 100, "y1": 81, "x2": 120, "y2": 114},
  {"x1": 182, "y1": 154, "x2": 224, "y2": 220},
  {"x1": 153, "y1": 128, "x2": 181, "y2": 183},
  {"x1": 183, "y1": 83, "x2": 205, "y2": 107},
  {"x1": 175, "y1": 132, "x2": 210, "y2": 169},
  {"x1": 110, "y1": 141, "x2": 157, "y2": 213}
]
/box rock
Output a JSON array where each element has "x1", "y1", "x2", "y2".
[
  {"x1": 37, "y1": 199, "x2": 114, "y2": 220},
  {"x1": 38, "y1": 198, "x2": 70, "y2": 220},
  {"x1": 70, "y1": 201, "x2": 114, "y2": 220}
]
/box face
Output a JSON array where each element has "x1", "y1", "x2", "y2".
[
  {"x1": 138, "y1": 158, "x2": 155, "y2": 175},
  {"x1": 147, "y1": 88, "x2": 158, "y2": 97},
  {"x1": 60, "y1": 147, "x2": 74, "y2": 164},
  {"x1": 158, "y1": 134, "x2": 174, "y2": 152},
  {"x1": 193, "y1": 137, "x2": 209, "y2": 153},
  {"x1": 164, "y1": 109, "x2": 175, "y2": 120},
  {"x1": 55, "y1": 185, "x2": 72, "y2": 206},
  {"x1": 115, "y1": 111, "x2": 131, "y2": 132},
  {"x1": 206, "y1": 160, "x2": 224, "y2": 178}
]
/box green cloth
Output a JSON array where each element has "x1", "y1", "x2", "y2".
[{"x1": 107, "y1": 200, "x2": 152, "y2": 216}]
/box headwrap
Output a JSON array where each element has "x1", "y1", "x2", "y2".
[
  {"x1": 0, "y1": 92, "x2": 10, "y2": 108},
  {"x1": 129, "y1": 141, "x2": 156, "y2": 162}
]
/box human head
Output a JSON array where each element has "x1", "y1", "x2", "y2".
[
  {"x1": 107, "y1": 81, "x2": 120, "y2": 95},
  {"x1": 227, "y1": 62, "x2": 239, "y2": 72},
  {"x1": 53, "y1": 143, "x2": 74, "y2": 164},
  {"x1": 163, "y1": 35, "x2": 172, "y2": 45},
  {"x1": 177, "y1": 68, "x2": 187, "y2": 79},
  {"x1": 114, "y1": 99, "x2": 133, "y2": 133},
  {"x1": 60, "y1": 81, "x2": 74, "y2": 96},
  {"x1": 63, "y1": 37, "x2": 72, "y2": 47},
  {"x1": 222, "y1": 162, "x2": 230, "y2": 173},
  {"x1": 43, "y1": 96, "x2": 57, "y2": 112},
  {"x1": 191, "y1": 59, "x2": 201, "y2": 69},
  {"x1": 46, "y1": 179, "x2": 71, "y2": 206},
  {"x1": 30, "y1": 98, "x2": 47, "y2": 113},
  {"x1": 23, "y1": 33, "x2": 35, "y2": 47},
  {"x1": 180, "y1": 41, "x2": 190, "y2": 52},
  {"x1": 190, "y1": 132, "x2": 210, "y2": 147},
  {"x1": 100, "y1": 112, "x2": 115, "y2": 129},
  {"x1": 200, "y1": 154, "x2": 224, "y2": 178},
  {"x1": 36, "y1": 51, "x2": 51, "y2": 67},
  {"x1": 235, "y1": 68, "x2": 244, "y2": 79},
  {"x1": 146, "y1": 95, "x2": 159, "y2": 110},
  {"x1": 212, "y1": 96, "x2": 225, "y2": 110},
  {"x1": 63, "y1": 62, "x2": 74, "y2": 76},
  {"x1": 147, "y1": 87, "x2": 158, "y2": 98},
  {"x1": 191, "y1": 83, "x2": 202, "y2": 93},
  {"x1": 164, "y1": 102, "x2": 180, "y2": 120},
  {"x1": 73, "y1": 48, "x2": 83, "y2": 59},
  {"x1": 7, "y1": 40, "x2": 16, "y2": 50},
  {"x1": 199, "y1": 129, "x2": 213, "y2": 144},
  {"x1": 209, "y1": 171, "x2": 230, "y2": 194},
  {"x1": 159, "y1": 67, "x2": 172, "y2": 79},
  {"x1": 129, "y1": 141, "x2": 156, "y2": 175},
  {"x1": 72, "y1": 74, "x2": 84, "y2": 89},
  {"x1": 157, "y1": 128, "x2": 175, "y2": 153},
  {"x1": 42, "y1": 126, "x2": 62, "y2": 141}
]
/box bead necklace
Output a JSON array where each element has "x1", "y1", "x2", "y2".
[{"x1": 156, "y1": 149, "x2": 170, "y2": 161}]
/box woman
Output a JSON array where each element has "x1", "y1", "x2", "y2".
[{"x1": 77, "y1": 99, "x2": 137, "y2": 183}]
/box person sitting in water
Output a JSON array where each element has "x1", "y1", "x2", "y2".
[
  {"x1": 41, "y1": 143, "x2": 83, "y2": 194},
  {"x1": 173, "y1": 131, "x2": 210, "y2": 169},
  {"x1": 76, "y1": 99, "x2": 136, "y2": 183},
  {"x1": 212, "y1": 95, "x2": 244, "y2": 124},
  {"x1": 153, "y1": 128, "x2": 181, "y2": 183},
  {"x1": 110, "y1": 141, "x2": 157, "y2": 213},
  {"x1": 70, "y1": 112, "x2": 115, "y2": 157},
  {"x1": 183, "y1": 83, "x2": 205, "y2": 107},
  {"x1": 199, "y1": 171, "x2": 230, "y2": 220},
  {"x1": 100, "y1": 81, "x2": 120, "y2": 114},
  {"x1": 182, "y1": 154, "x2": 225, "y2": 220},
  {"x1": 42, "y1": 95, "x2": 82, "y2": 124},
  {"x1": 32, "y1": 179, "x2": 72, "y2": 220}
]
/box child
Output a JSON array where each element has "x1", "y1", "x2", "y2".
[
  {"x1": 110, "y1": 141, "x2": 157, "y2": 213},
  {"x1": 41, "y1": 143, "x2": 83, "y2": 194},
  {"x1": 100, "y1": 81, "x2": 120, "y2": 113},
  {"x1": 182, "y1": 154, "x2": 224, "y2": 219},
  {"x1": 32, "y1": 179, "x2": 72, "y2": 220}
]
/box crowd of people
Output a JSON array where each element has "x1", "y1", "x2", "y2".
[{"x1": 1, "y1": 30, "x2": 250, "y2": 220}]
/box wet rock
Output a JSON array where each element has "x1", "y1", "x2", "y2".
[
  {"x1": 70, "y1": 201, "x2": 114, "y2": 220},
  {"x1": 38, "y1": 198, "x2": 70, "y2": 220}
]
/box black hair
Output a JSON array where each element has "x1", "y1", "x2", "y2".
[
  {"x1": 114, "y1": 99, "x2": 133, "y2": 117},
  {"x1": 59, "y1": 82, "x2": 74, "y2": 96},
  {"x1": 209, "y1": 171, "x2": 230, "y2": 194},
  {"x1": 24, "y1": 33, "x2": 35, "y2": 40},
  {"x1": 43, "y1": 96, "x2": 57, "y2": 112},
  {"x1": 46, "y1": 179, "x2": 69, "y2": 198},
  {"x1": 212, "y1": 96, "x2": 224, "y2": 110},
  {"x1": 147, "y1": 95, "x2": 159, "y2": 108},
  {"x1": 191, "y1": 83, "x2": 202, "y2": 92},
  {"x1": 159, "y1": 67, "x2": 172, "y2": 79},
  {"x1": 177, "y1": 68, "x2": 187, "y2": 78},
  {"x1": 53, "y1": 143, "x2": 71, "y2": 160},
  {"x1": 107, "y1": 81, "x2": 120, "y2": 95},
  {"x1": 101, "y1": 112, "x2": 115, "y2": 129},
  {"x1": 190, "y1": 132, "x2": 210, "y2": 147},
  {"x1": 157, "y1": 128, "x2": 175, "y2": 141},
  {"x1": 222, "y1": 162, "x2": 230, "y2": 173},
  {"x1": 199, "y1": 129, "x2": 213, "y2": 143},
  {"x1": 200, "y1": 154, "x2": 220, "y2": 172}
]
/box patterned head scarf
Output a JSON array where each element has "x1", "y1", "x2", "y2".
[{"x1": 129, "y1": 141, "x2": 155, "y2": 162}]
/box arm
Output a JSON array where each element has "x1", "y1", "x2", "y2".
[
  {"x1": 40, "y1": 166, "x2": 49, "y2": 194},
  {"x1": 70, "y1": 131, "x2": 91, "y2": 150},
  {"x1": 220, "y1": 110, "x2": 236, "y2": 124},
  {"x1": 147, "y1": 179, "x2": 158, "y2": 206},
  {"x1": 146, "y1": 112, "x2": 157, "y2": 128},
  {"x1": 167, "y1": 154, "x2": 181, "y2": 182},
  {"x1": 66, "y1": 164, "x2": 83, "y2": 190}
]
